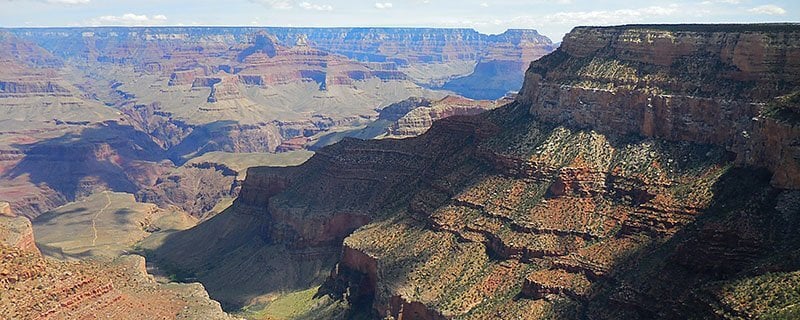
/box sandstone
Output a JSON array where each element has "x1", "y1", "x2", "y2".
[{"x1": 0, "y1": 201, "x2": 11, "y2": 217}]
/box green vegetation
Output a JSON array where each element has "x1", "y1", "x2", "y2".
[
  {"x1": 710, "y1": 271, "x2": 800, "y2": 319},
  {"x1": 236, "y1": 286, "x2": 350, "y2": 320},
  {"x1": 763, "y1": 91, "x2": 800, "y2": 126}
]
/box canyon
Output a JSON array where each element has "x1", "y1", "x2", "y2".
[
  {"x1": 0, "y1": 26, "x2": 554, "y2": 319},
  {"x1": 147, "y1": 24, "x2": 800, "y2": 319},
  {"x1": 1, "y1": 22, "x2": 798, "y2": 320},
  {"x1": 0, "y1": 27, "x2": 550, "y2": 219}
]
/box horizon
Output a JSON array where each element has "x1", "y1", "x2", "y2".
[
  {"x1": 1, "y1": 0, "x2": 798, "y2": 41},
  {"x1": 4, "y1": 22, "x2": 798, "y2": 43}
]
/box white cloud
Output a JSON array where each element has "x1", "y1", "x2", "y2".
[
  {"x1": 299, "y1": 2, "x2": 332, "y2": 11},
  {"x1": 88, "y1": 13, "x2": 168, "y2": 26},
  {"x1": 480, "y1": 2, "x2": 489, "y2": 7},
  {"x1": 375, "y1": 2, "x2": 393, "y2": 9},
  {"x1": 249, "y1": 0, "x2": 292, "y2": 10},
  {"x1": 748, "y1": 4, "x2": 786, "y2": 15},
  {"x1": 701, "y1": 0, "x2": 740, "y2": 4},
  {"x1": 535, "y1": 5, "x2": 679, "y2": 25}
]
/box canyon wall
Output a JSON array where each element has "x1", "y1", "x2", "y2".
[
  {"x1": 519, "y1": 24, "x2": 800, "y2": 188},
  {"x1": 9, "y1": 27, "x2": 555, "y2": 99},
  {"x1": 9, "y1": 27, "x2": 552, "y2": 65}
]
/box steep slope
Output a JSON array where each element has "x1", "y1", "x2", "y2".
[
  {"x1": 138, "y1": 150, "x2": 313, "y2": 218},
  {"x1": 519, "y1": 24, "x2": 800, "y2": 188},
  {"x1": 149, "y1": 24, "x2": 800, "y2": 318}
]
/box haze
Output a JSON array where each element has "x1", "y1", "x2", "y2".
[{"x1": 0, "y1": 0, "x2": 797, "y2": 40}]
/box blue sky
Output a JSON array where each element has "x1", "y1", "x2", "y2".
[{"x1": 0, "y1": 0, "x2": 797, "y2": 41}]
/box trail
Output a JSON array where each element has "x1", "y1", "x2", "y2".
[{"x1": 91, "y1": 191, "x2": 112, "y2": 247}]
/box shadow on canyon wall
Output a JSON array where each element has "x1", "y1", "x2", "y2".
[{"x1": 3, "y1": 119, "x2": 255, "y2": 204}]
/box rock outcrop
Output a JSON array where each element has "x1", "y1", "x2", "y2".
[
  {"x1": 0, "y1": 245, "x2": 235, "y2": 319},
  {"x1": 0, "y1": 203, "x2": 40, "y2": 255}
]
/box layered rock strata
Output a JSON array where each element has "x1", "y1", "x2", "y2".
[
  {"x1": 519, "y1": 24, "x2": 800, "y2": 188},
  {"x1": 150, "y1": 24, "x2": 800, "y2": 319}
]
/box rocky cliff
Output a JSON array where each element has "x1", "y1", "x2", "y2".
[
  {"x1": 442, "y1": 29, "x2": 557, "y2": 99},
  {"x1": 149, "y1": 24, "x2": 800, "y2": 318},
  {"x1": 0, "y1": 203, "x2": 40, "y2": 255},
  {"x1": 519, "y1": 24, "x2": 800, "y2": 188}
]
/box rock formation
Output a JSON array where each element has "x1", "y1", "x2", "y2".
[
  {"x1": 150, "y1": 24, "x2": 800, "y2": 319},
  {"x1": 10, "y1": 27, "x2": 554, "y2": 99},
  {"x1": 443, "y1": 29, "x2": 557, "y2": 99},
  {"x1": 0, "y1": 208, "x2": 40, "y2": 255},
  {"x1": 386, "y1": 95, "x2": 509, "y2": 137}
]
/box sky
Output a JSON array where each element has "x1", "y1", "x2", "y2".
[{"x1": 0, "y1": 0, "x2": 798, "y2": 41}]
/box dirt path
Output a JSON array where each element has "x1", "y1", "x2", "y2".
[{"x1": 91, "y1": 191, "x2": 112, "y2": 247}]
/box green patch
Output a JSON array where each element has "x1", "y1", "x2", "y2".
[
  {"x1": 710, "y1": 271, "x2": 800, "y2": 319},
  {"x1": 763, "y1": 91, "x2": 800, "y2": 126},
  {"x1": 236, "y1": 286, "x2": 350, "y2": 320}
]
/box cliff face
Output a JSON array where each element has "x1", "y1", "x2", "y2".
[
  {"x1": 144, "y1": 24, "x2": 800, "y2": 319},
  {"x1": 0, "y1": 245, "x2": 235, "y2": 319},
  {"x1": 0, "y1": 204, "x2": 40, "y2": 255},
  {"x1": 520, "y1": 24, "x2": 800, "y2": 188},
  {"x1": 442, "y1": 29, "x2": 557, "y2": 99}
]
